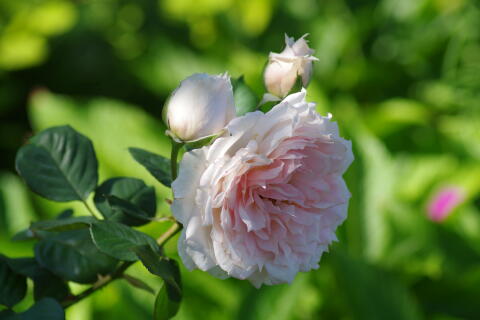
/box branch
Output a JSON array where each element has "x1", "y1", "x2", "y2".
[
  {"x1": 156, "y1": 221, "x2": 182, "y2": 246},
  {"x1": 61, "y1": 222, "x2": 182, "y2": 309}
]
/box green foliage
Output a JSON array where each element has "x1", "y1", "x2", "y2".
[
  {"x1": 5, "y1": 258, "x2": 39, "y2": 278},
  {"x1": 1, "y1": 125, "x2": 183, "y2": 317},
  {"x1": 94, "y1": 177, "x2": 157, "y2": 226},
  {"x1": 1, "y1": 0, "x2": 480, "y2": 319},
  {"x1": 11, "y1": 210, "x2": 87, "y2": 242},
  {"x1": 26, "y1": 91, "x2": 172, "y2": 215},
  {"x1": 122, "y1": 274, "x2": 155, "y2": 295},
  {"x1": 5, "y1": 298, "x2": 66, "y2": 320},
  {"x1": 15, "y1": 126, "x2": 98, "y2": 202},
  {"x1": 30, "y1": 216, "x2": 95, "y2": 232},
  {"x1": 0, "y1": 256, "x2": 27, "y2": 308},
  {"x1": 182, "y1": 134, "x2": 219, "y2": 152},
  {"x1": 231, "y1": 76, "x2": 259, "y2": 116},
  {"x1": 134, "y1": 246, "x2": 182, "y2": 302},
  {"x1": 7, "y1": 257, "x2": 70, "y2": 302},
  {"x1": 90, "y1": 221, "x2": 159, "y2": 261},
  {"x1": 154, "y1": 282, "x2": 181, "y2": 320},
  {"x1": 331, "y1": 251, "x2": 422, "y2": 320},
  {"x1": 34, "y1": 229, "x2": 118, "y2": 284},
  {"x1": 129, "y1": 148, "x2": 172, "y2": 187},
  {"x1": 0, "y1": 0, "x2": 76, "y2": 70},
  {"x1": 235, "y1": 274, "x2": 312, "y2": 320},
  {"x1": 31, "y1": 269, "x2": 70, "y2": 302}
]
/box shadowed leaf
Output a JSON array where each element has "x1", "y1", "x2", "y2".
[
  {"x1": 34, "y1": 229, "x2": 118, "y2": 284},
  {"x1": 0, "y1": 256, "x2": 27, "y2": 308},
  {"x1": 94, "y1": 177, "x2": 156, "y2": 226},
  {"x1": 128, "y1": 148, "x2": 171, "y2": 187}
]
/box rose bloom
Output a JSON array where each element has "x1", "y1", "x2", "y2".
[
  {"x1": 172, "y1": 90, "x2": 353, "y2": 287},
  {"x1": 264, "y1": 34, "x2": 319, "y2": 98}
]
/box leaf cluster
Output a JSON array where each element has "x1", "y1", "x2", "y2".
[{"x1": 1, "y1": 126, "x2": 182, "y2": 319}]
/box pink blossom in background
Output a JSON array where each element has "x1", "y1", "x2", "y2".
[{"x1": 427, "y1": 186, "x2": 465, "y2": 222}]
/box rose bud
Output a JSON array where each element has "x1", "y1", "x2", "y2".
[
  {"x1": 263, "y1": 34, "x2": 319, "y2": 98},
  {"x1": 164, "y1": 73, "x2": 236, "y2": 142},
  {"x1": 172, "y1": 89, "x2": 353, "y2": 287}
]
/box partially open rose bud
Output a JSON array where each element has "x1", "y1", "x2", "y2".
[
  {"x1": 264, "y1": 34, "x2": 318, "y2": 98},
  {"x1": 164, "y1": 73, "x2": 236, "y2": 142}
]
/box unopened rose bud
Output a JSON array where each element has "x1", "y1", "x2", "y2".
[
  {"x1": 164, "y1": 73, "x2": 236, "y2": 141},
  {"x1": 264, "y1": 34, "x2": 318, "y2": 98}
]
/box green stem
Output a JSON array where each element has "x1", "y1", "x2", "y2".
[
  {"x1": 61, "y1": 261, "x2": 133, "y2": 309},
  {"x1": 62, "y1": 222, "x2": 182, "y2": 309},
  {"x1": 170, "y1": 140, "x2": 182, "y2": 181},
  {"x1": 82, "y1": 200, "x2": 101, "y2": 220},
  {"x1": 156, "y1": 221, "x2": 182, "y2": 246}
]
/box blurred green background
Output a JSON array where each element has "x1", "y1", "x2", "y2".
[{"x1": 1, "y1": 0, "x2": 480, "y2": 319}]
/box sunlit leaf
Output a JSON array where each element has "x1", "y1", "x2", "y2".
[
  {"x1": 90, "y1": 220, "x2": 159, "y2": 261},
  {"x1": 367, "y1": 99, "x2": 430, "y2": 136},
  {"x1": 27, "y1": 1, "x2": 77, "y2": 36},
  {"x1": 15, "y1": 125, "x2": 98, "y2": 202},
  {"x1": 0, "y1": 172, "x2": 37, "y2": 236},
  {"x1": 0, "y1": 32, "x2": 47, "y2": 70}
]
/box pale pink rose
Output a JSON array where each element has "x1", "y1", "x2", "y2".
[
  {"x1": 264, "y1": 34, "x2": 319, "y2": 98},
  {"x1": 427, "y1": 186, "x2": 465, "y2": 222},
  {"x1": 172, "y1": 90, "x2": 353, "y2": 287}
]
